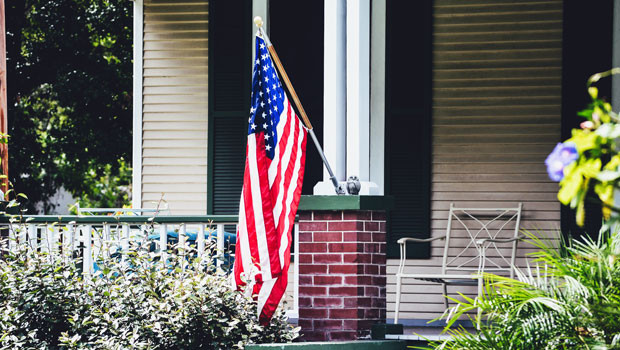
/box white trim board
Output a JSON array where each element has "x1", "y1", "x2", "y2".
[{"x1": 132, "y1": 0, "x2": 143, "y2": 209}]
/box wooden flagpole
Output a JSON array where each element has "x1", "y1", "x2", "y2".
[
  {"x1": 254, "y1": 17, "x2": 344, "y2": 194},
  {"x1": 0, "y1": 0, "x2": 8, "y2": 196}
]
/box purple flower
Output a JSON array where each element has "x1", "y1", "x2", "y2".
[{"x1": 545, "y1": 142, "x2": 578, "y2": 182}]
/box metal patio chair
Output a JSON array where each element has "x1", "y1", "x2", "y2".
[{"x1": 393, "y1": 203, "x2": 523, "y2": 325}]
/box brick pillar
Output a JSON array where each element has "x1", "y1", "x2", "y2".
[{"x1": 298, "y1": 210, "x2": 387, "y2": 341}]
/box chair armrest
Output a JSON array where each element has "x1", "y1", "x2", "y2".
[
  {"x1": 475, "y1": 235, "x2": 525, "y2": 246},
  {"x1": 398, "y1": 235, "x2": 446, "y2": 244}
]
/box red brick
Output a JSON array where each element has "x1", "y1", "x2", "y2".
[
  {"x1": 380, "y1": 309, "x2": 387, "y2": 319},
  {"x1": 379, "y1": 243, "x2": 386, "y2": 253},
  {"x1": 372, "y1": 254, "x2": 386, "y2": 264},
  {"x1": 365, "y1": 286, "x2": 379, "y2": 296},
  {"x1": 343, "y1": 319, "x2": 374, "y2": 331},
  {"x1": 379, "y1": 222, "x2": 386, "y2": 233},
  {"x1": 299, "y1": 275, "x2": 313, "y2": 285},
  {"x1": 300, "y1": 264, "x2": 327, "y2": 274},
  {"x1": 343, "y1": 297, "x2": 372, "y2": 308},
  {"x1": 314, "y1": 211, "x2": 343, "y2": 220},
  {"x1": 372, "y1": 211, "x2": 387, "y2": 221},
  {"x1": 329, "y1": 264, "x2": 362, "y2": 274},
  {"x1": 298, "y1": 297, "x2": 312, "y2": 307},
  {"x1": 299, "y1": 231, "x2": 313, "y2": 242},
  {"x1": 365, "y1": 308, "x2": 380, "y2": 319},
  {"x1": 299, "y1": 242, "x2": 327, "y2": 253},
  {"x1": 364, "y1": 243, "x2": 380, "y2": 253},
  {"x1": 330, "y1": 286, "x2": 363, "y2": 296},
  {"x1": 343, "y1": 231, "x2": 372, "y2": 242},
  {"x1": 372, "y1": 232, "x2": 386, "y2": 242},
  {"x1": 314, "y1": 297, "x2": 343, "y2": 307},
  {"x1": 300, "y1": 308, "x2": 328, "y2": 318},
  {"x1": 298, "y1": 211, "x2": 313, "y2": 220},
  {"x1": 314, "y1": 275, "x2": 342, "y2": 285},
  {"x1": 364, "y1": 221, "x2": 379, "y2": 232},
  {"x1": 314, "y1": 253, "x2": 343, "y2": 263},
  {"x1": 379, "y1": 265, "x2": 386, "y2": 274},
  {"x1": 365, "y1": 265, "x2": 379, "y2": 275},
  {"x1": 313, "y1": 319, "x2": 343, "y2": 330},
  {"x1": 329, "y1": 331, "x2": 357, "y2": 341},
  {"x1": 372, "y1": 276, "x2": 387, "y2": 286},
  {"x1": 300, "y1": 221, "x2": 327, "y2": 231},
  {"x1": 302, "y1": 331, "x2": 328, "y2": 341},
  {"x1": 345, "y1": 275, "x2": 372, "y2": 285},
  {"x1": 343, "y1": 211, "x2": 372, "y2": 220},
  {"x1": 372, "y1": 298, "x2": 386, "y2": 308},
  {"x1": 330, "y1": 308, "x2": 364, "y2": 319},
  {"x1": 328, "y1": 242, "x2": 362, "y2": 253},
  {"x1": 343, "y1": 253, "x2": 372, "y2": 263},
  {"x1": 314, "y1": 231, "x2": 342, "y2": 242},
  {"x1": 298, "y1": 318, "x2": 313, "y2": 329},
  {"x1": 299, "y1": 286, "x2": 326, "y2": 296},
  {"x1": 299, "y1": 254, "x2": 312, "y2": 263},
  {"x1": 328, "y1": 221, "x2": 364, "y2": 231}
]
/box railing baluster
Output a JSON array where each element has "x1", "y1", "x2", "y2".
[
  {"x1": 40, "y1": 225, "x2": 50, "y2": 254},
  {"x1": 159, "y1": 224, "x2": 167, "y2": 262},
  {"x1": 27, "y1": 224, "x2": 36, "y2": 251},
  {"x1": 18, "y1": 224, "x2": 27, "y2": 247},
  {"x1": 121, "y1": 224, "x2": 130, "y2": 254},
  {"x1": 7, "y1": 224, "x2": 16, "y2": 251},
  {"x1": 83, "y1": 225, "x2": 92, "y2": 275},
  {"x1": 63, "y1": 224, "x2": 73, "y2": 262},
  {"x1": 49, "y1": 225, "x2": 59, "y2": 257},
  {"x1": 197, "y1": 224, "x2": 205, "y2": 257},
  {"x1": 179, "y1": 223, "x2": 186, "y2": 256},
  {"x1": 103, "y1": 223, "x2": 111, "y2": 258},
  {"x1": 217, "y1": 224, "x2": 225, "y2": 268}
]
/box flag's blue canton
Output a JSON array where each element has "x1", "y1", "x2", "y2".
[{"x1": 248, "y1": 36, "x2": 285, "y2": 160}]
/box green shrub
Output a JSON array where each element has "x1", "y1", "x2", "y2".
[
  {"x1": 0, "y1": 243, "x2": 299, "y2": 349},
  {"x1": 426, "y1": 231, "x2": 620, "y2": 350}
]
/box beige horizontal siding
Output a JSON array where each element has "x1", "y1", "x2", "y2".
[
  {"x1": 387, "y1": 0, "x2": 563, "y2": 321},
  {"x1": 141, "y1": 0, "x2": 208, "y2": 214}
]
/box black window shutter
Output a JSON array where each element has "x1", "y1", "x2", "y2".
[
  {"x1": 560, "y1": 0, "x2": 612, "y2": 241},
  {"x1": 207, "y1": 0, "x2": 252, "y2": 215},
  {"x1": 385, "y1": 0, "x2": 432, "y2": 259}
]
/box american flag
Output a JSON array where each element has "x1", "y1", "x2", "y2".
[{"x1": 233, "y1": 34, "x2": 307, "y2": 324}]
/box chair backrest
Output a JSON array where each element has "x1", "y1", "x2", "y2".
[{"x1": 441, "y1": 203, "x2": 522, "y2": 278}]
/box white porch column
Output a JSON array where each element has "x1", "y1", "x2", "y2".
[
  {"x1": 314, "y1": 0, "x2": 347, "y2": 195},
  {"x1": 346, "y1": 0, "x2": 377, "y2": 194},
  {"x1": 370, "y1": 0, "x2": 386, "y2": 195}
]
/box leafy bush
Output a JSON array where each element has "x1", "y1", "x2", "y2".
[
  {"x1": 545, "y1": 69, "x2": 620, "y2": 226},
  {"x1": 426, "y1": 230, "x2": 620, "y2": 350},
  {"x1": 0, "y1": 243, "x2": 298, "y2": 349}
]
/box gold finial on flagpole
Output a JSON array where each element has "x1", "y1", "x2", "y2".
[{"x1": 254, "y1": 16, "x2": 263, "y2": 28}]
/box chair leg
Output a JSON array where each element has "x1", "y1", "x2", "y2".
[
  {"x1": 442, "y1": 283, "x2": 449, "y2": 309},
  {"x1": 394, "y1": 274, "x2": 402, "y2": 324}
]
